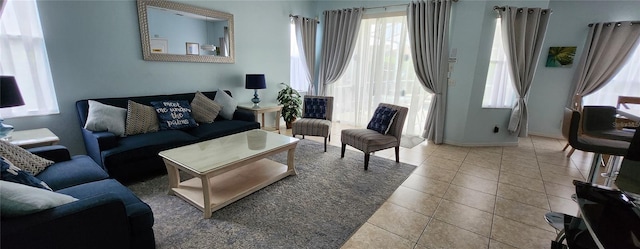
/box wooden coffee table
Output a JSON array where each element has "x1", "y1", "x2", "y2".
[{"x1": 158, "y1": 129, "x2": 299, "y2": 218}]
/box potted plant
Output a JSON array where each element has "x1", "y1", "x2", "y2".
[{"x1": 276, "y1": 83, "x2": 302, "y2": 129}]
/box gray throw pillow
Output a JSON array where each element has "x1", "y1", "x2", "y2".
[
  {"x1": 214, "y1": 89, "x2": 237, "y2": 120},
  {"x1": 0, "y1": 180, "x2": 77, "y2": 217},
  {"x1": 84, "y1": 100, "x2": 127, "y2": 137}
]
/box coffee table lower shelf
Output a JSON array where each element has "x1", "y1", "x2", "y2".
[{"x1": 169, "y1": 158, "x2": 294, "y2": 218}]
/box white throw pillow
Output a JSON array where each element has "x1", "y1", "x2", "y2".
[
  {"x1": 0, "y1": 180, "x2": 77, "y2": 217},
  {"x1": 84, "y1": 100, "x2": 127, "y2": 137},
  {"x1": 214, "y1": 89, "x2": 237, "y2": 120}
]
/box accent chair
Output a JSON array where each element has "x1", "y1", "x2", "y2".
[
  {"x1": 341, "y1": 103, "x2": 408, "y2": 170},
  {"x1": 292, "y1": 95, "x2": 334, "y2": 152}
]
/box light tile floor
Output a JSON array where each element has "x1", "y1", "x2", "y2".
[{"x1": 281, "y1": 123, "x2": 606, "y2": 249}]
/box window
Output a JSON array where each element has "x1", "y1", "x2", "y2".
[
  {"x1": 290, "y1": 21, "x2": 309, "y2": 93},
  {"x1": 583, "y1": 38, "x2": 640, "y2": 107},
  {"x1": 0, "y1": 0, "x2": 59, "y2": 118},
  {"x1": 326, "y1": 14, "x2": 432, "y2": 136},
  {"x1": 482, "y1": 18, "x2": 516, "y2": 108}
]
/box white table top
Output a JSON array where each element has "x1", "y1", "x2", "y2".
[
  {"x1": 617, "y1": 109, "x2": 640, "y2": 122},
  {"x1": 158, "y1": 129, "x2": 298, "y2": 174}
]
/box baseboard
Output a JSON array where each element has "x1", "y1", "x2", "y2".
[
  {"x1": 528, "y1": 131, "x2": 564, "y2": 139},
  {"x1": 443, "y1": 139, "x2": 519, "y2": 147}
]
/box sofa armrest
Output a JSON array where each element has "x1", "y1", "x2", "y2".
[
  {"x1": 0, "y1": 193, "x2": 131, "y2": 249},
  {"x1": 233, "y1": 109, "x2": 257, "y2": 122},
  {"x1": 81, "y1": 128, "x2": 118, "y2": 167},
  {"x1": 28, "y1": 145, "x2": 71, "y2": 162}
]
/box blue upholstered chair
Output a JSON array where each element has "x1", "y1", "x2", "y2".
[
  {"x1": 341, "y1": 103, "x2": 408, "y2": 170},
  {"x1": 292, "y1": 96, "x2": 334, "y2": 152}
]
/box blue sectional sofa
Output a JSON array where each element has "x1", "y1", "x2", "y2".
[
  {"x1": 76, "y1": 90, "x2": 260, "y2": 183},
  {"x1": 0, "y1": 145, "x2": 155, "y2": 249}
]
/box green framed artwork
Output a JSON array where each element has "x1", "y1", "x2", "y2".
[{"x1": 546, "y1": 46, "x2": 577, "y2": 68}]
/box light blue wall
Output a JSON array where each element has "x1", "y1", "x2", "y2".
[
  {"x1": 7, "y1": 0, "x2": 315, "y2": 155},
  {"x1": 6, "y1": 0, "x2": 640, "y2": 155},
  {"x1": 528, "y1": 0, "x2": 640, "y2": 139}
]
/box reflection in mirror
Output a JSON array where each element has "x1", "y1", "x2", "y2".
[{"x1": 137, "y1": 0, "x2": 234, "y2": 63}]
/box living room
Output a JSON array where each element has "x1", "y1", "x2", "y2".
[{"x1": 2, "y1": 0, "x2": 640, "y2": 248}]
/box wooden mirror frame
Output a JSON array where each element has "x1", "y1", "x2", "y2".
[{"x1": 136, "y1": 0, "x2": 235, "y2": 63}]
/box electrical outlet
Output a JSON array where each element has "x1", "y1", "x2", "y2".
[
  {"x1": 493, "y1": 126, "x2": 499, "y2": 133},
  {"x1": 448, "y1": 79, "x2": 455, "y2": 86}
]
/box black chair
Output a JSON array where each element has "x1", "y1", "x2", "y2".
[
  {"x1": 582, "y1": 105, "x2": 634, "y2": 142},
  {"x1": 566, "y1": 108, "x2": 630, "y2": 184},
  {"x1": 614, "y1": 128, "x2": 640, "y2": 193}
]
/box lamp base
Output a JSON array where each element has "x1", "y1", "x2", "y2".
[
  {"x1": 251, "y1": 89, "x2": 261, "y2": 108},
  {"x1": 0, "y1": 120, "x2": 14, "y2": 140}
]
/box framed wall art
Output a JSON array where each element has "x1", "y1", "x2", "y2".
[{"x1": 546, "y1": 46, "x2": 577, "y2": 68}]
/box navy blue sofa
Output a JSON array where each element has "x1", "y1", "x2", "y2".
[
  {"x1": 76, "y1": 90, "x2": 260, "y2": 183},
  {"x1": 0, "y1": 145, "x2": 155, "y2": 249}
]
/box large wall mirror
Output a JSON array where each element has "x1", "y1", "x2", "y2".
[{"x1": 137, "y1": 0, "x2": 235, "y2": 63}]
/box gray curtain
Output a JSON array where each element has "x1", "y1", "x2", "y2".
[
  {"x1": 293, "y1": 17, "x2": 318, "y2": 94},
  {"x1": 317, "y1": 8, "x2": 363, "y2": 95},
  {"x1": 500, "y1": 6, "x2": 550, "y2": 137},
  {"x1": 407, "y1": 0, "x2": 452, "y2": 144},
  {"x1": 0, "y1": 0, "x2": 6, "y2": 18},
  {"x1": 569, "y1": 21, "x2": 640, "y2": 110}
]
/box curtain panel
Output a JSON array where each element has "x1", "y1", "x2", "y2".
[
  {"x1": 569, "y1": 21, "x2": 640, "y2": 110},
  {"x1": 293, "y1": 17, "x2": 317, "y2": 94},
  {"x1": 406, "y1": 0, "x2": 452, "y2": 144},
  {"x1": 499, "y1": 6, "x2": 550, "y2": 137},
  {"x1": 317, "y1": 8, "x2": 363, "y2": 95}
]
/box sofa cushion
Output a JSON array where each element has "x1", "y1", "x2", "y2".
[
  {"x1": 36, "y1": 155, "x2": 109, "y2": 191},
  {"x1": 1, "y1": 157, "x2": 52, "y2": 190},
  {"x1": 0, "y1": 140, "x2": 54, "y2": 175},
  {"x1": 57, "y1": 179, "x2": 153, "y2": 233},
  {"x1": 191, "y1": 91, "x2": 223, "y2": 123},
  {"x1": 151, "y1": 100, "x2": 199, "y2": 130},
  {"x1": 185, "y1": 120, "x2": 261, "y2": 140},
  {"x1": 0, "y1": 180, "x2": 77, "y2": 217},
  {"x1": 84, "y1": 100, "x2": 127, "y2": 137},
  {"x1": 125, "y1": 100, "x2": 159, "y2": 136},
  {"x1": 214, "y1": 89, "x2": 237, "y2": 120},
  {"x1": 101, "y1": 130, "x2": 197, "y2": 167}
]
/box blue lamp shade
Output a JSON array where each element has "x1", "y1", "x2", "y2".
[
  {"x1": 245, "y1": 74, "x2": 266, "y2": 106},
  {"x1": 1, "y1": 76, "x2": 25, "y2": 108},
  {"x1": 245, "y1": 74, "x2": 266, "y2": 89},
  {"x1": 1, "y1": 76, "x2": 25, "y2": 139}
]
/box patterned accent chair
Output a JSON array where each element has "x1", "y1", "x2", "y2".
[
  {"x1": 292, "y1": 96, "x2": 334, "y2": 152},
  {"x1": 341, "y1": 103, "x2": 408, "y2": 170}
]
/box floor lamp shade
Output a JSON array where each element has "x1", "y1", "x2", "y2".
[
  {"x1": 0, "y1": 76, "x2": 25, "y2": 138},
  {"x1": 245, "y1": 74, "x2": 266, "y2": 106}
]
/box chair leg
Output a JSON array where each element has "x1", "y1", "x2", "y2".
[
  {"x1": 302, "y1": 135, "x2": 305, "y2": 139},
  {"x1": 395, "y1": 146, "x2": 400, "y2": 163},
  {"x1": 341, "y1": 144, "x2": 346, "y2": 158},
  {"x1": 567, "y1": 148, "x2": 575, "y2": 157},
  {"x1": 562, "y1": 143, "x2": 570, "y2": 151},
  {"x1": 324, "y1": 137, "x2": 327, "y2": 152},
  {"x1": 328, "y1": 134, "x2": 331, "y2": 142},
  {"x1": 364, "y1": 153, "x2": 370, "y2": 170}
]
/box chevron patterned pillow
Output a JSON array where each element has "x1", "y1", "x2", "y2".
[
  {"x1": 191, "y1": 91, "x2": 222, "y2": 123},
  {"x1": 0, "y1": 140, "x2": 54, "y2": 175},
  {"x1": 125, "y1": 100, "x2": 160, "y2": 136}
]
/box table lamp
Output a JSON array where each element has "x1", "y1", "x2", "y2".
[
  {"x1": 245, "y1": 74, "x2": 266, "y2": 107},
  {"x1": 1, "y1": 76, "x2": 25, "y2": 139}
]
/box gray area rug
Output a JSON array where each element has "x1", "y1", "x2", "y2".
[{"x1": 128, "y1": 139, "x2": 416, "y2": 249}]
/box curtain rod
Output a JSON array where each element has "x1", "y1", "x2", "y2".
[
  {"x1": 588, "y1": 21, "x2": 640, "y2": 27},
  {"x1": 493, "y1": 6, "x2": 553, "y2": 14},
  {"x1": 364, "y1": 0, "x2": 458, "y2": 11},
  {"x1": 289, "y1": 14, "x2": 319, "y2": 23}
]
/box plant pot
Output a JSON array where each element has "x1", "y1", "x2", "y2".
[{"x1": 285, "y1": 117, "x2": 297, "y2": 129}]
